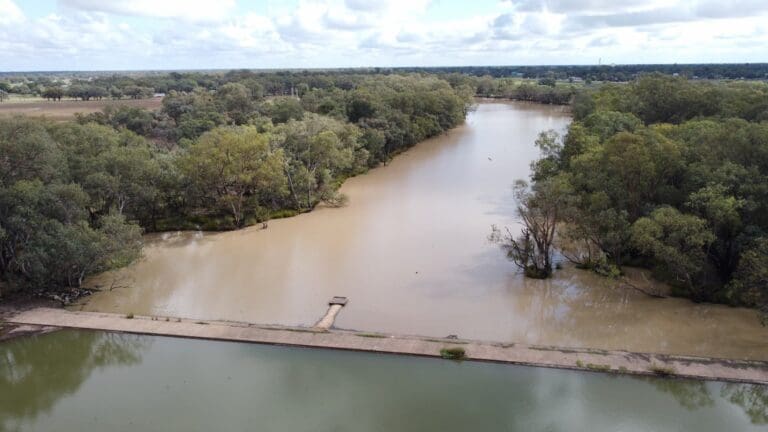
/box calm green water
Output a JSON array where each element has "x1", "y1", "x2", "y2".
[{"x1": 1, "y1": 330, "x2": 766, "y2": 432}]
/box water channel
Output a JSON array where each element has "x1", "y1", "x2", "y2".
[{"x1": 79, "y1": 102, "x2": 768, "y2": 360}]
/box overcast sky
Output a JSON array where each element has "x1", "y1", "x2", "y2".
[{"x1": 1, "y1": 0, "x2": 767, "y2": 71}]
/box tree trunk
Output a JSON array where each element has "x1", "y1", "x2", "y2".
[{"x1": 284, "y1": 166, "x2": 300, "y2": 209}]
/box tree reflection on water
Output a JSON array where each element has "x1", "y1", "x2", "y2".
[
  {"x1": 639, "y1": 376, "x2": 767, "y2": 424},
  {"x1": 0, "y1": 330, "x2": 149, "y2": 431},
  {"x1": 721, "y1": 383, "x2": 768, "y2": 425}
]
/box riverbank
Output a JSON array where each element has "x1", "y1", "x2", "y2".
[
  {"x1": 7, "y1": 308, "x2": 768, "y2": 385},
  {"x1": 475, "y1": 95, "x2": 572, "y2": 107}
]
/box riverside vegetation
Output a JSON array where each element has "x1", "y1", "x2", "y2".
[
  {"x1": 3, "y1": 69, "x2": 768, "y2": 319},
  {"x1": 0, "y1": 73, "x2": 472, "y2": 298},
  {"x1": 494, "y1": 74, "x2": 768, "y2": 315}
]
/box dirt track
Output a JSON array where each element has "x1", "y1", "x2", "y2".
[{"x1": 0, "y1": 98, "x2": 162, "y2": 120}]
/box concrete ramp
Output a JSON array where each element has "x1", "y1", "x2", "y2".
[
  {"x1": 6, "y1": 308, "x2": 768, "y2": 385},
  {"x1": 314, "y1": 297, "x2": 348, "y2": 329}
]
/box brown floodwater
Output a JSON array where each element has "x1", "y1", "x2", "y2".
[{"x1": 80, "y1": 102, "x2": 768, "y2": 360}]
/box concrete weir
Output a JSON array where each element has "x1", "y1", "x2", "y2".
[{"x1": 6, "y1": 307, "x2": 768, "y2": 385}]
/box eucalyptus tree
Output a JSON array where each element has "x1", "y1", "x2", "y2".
[{"x1": 178, "y1": 126, "x2": 287, "y2": 227}]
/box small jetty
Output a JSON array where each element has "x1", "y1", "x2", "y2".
[
  {"x1": 6, "y1": 307, "x2": 768, "y2": 385},
  {"x1": 314, "y1": 296, "x2": 348, "y2": 330}
]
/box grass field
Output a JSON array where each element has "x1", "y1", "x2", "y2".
[{"x1": 0, "y1": 97, "x2": 163, "y2": 121}]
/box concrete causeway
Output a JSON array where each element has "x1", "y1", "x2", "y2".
[{"x1": 7, "y1": 307, "x2": 768, "y2": 385}]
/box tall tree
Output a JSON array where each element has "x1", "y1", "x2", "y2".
[
  {"x1": 178, "y1": 126, "x2": 287, "y2": 227},
  {"x1": 631, "y1": 206, "x2": 715, "y2": 298}
]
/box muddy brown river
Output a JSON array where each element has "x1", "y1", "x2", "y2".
[{"x1": 80, "y1": 102, "x2": 768, "y2": 360}]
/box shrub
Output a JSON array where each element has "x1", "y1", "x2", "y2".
[
  {"x1": 440, "y1": 347, "x2": 466, "y2": 360},
  {"x1": 648, "y1": 363, "x2": 676, "y2": 376}
]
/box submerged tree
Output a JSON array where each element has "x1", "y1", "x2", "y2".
[{"x1": 491, "y1": 177, "x2": 571, "y2": 279}]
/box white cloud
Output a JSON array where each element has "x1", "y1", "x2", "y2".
[
  {"x1": 561, "y1": 1, "x2": 768, "y2": 33},
  {"x1": 344, "y1": 0, "x2": 386, "y2": 12},
  {"x1": 514, "y1": 0, "x2": 663, "y2": 14},
  {"x1": 0, "y1": 0, "x2": 23, "y2": 25},
  {"x1": 323, "y1": 6, "x2": 372, "y2": 30},
  {"x1": 0, "y1": 0, "x2": 767, "y2": 70},
  {"x1": 59, "y1": 0, "x2": 236, "y2": 22}
]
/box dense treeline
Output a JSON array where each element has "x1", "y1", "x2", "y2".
[
  {"x1": 463, "y1": 75, "x2": 576, "y2": 105},
  {"x1": 0, "y1": 71, "x2": 602, "y2": 109},
  {"x1": 2, "y1": 64, "x2": 764, "y2": 106},
  {"x1": 1, "y1": 70, "x2": 403, "y2": 102},
  {"x1": 2, "y1": 64, "x2": 767, "y2": 96},
  {"x1": 398, "y1": 63, "x2": 768, "y2": 82},
  {"x1": 8, "y1": 65, "x2": 759, "y2": 112},
  {"x1": 0, "y1": 118, "x2": 144, "y2": 297},
  {"x1": 515, "y1": 74, "x2": 768, "y2": 312},
  {"x1": 0, "y1": 74, "x2": 472, "y2": 297},
  {"x1": 2, "y1": 68, "x2": 483, "y2": 105}
]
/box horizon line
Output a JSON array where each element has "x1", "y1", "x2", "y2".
[{"x1": 2, "y1": 62, "x2": 768, "y2": 75}]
